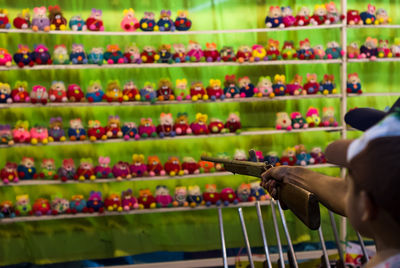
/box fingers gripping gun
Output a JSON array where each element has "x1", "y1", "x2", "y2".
[{"x1": 201, "y1": 156, "x2": 321, "y2": 230}]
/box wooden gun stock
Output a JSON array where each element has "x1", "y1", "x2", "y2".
[{"x1": 201, "y1": 156, "x2": 321, "y2": 230}]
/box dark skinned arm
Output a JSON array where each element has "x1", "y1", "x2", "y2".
[{"x1": 261, "y1": 166, "x2": 348, "y2": 216}]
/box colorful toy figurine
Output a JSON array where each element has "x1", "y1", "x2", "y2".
[
  {"x1": 32, "y1": 198, "x2": 51, "y2": 216},
  {"x1": 0, "y1": 82, "x2": 12, "y2": 103},
  {"x1": 50, "y1": 194, "x2": 70, "y2": 214},
  {"x1": 0, "y1": 125, "x2": 14, "y2": 146},
  {"x1": 49, "y1": 81, "x2": 67, "y2": 102},
  {"x1": 32, "y1": 44, "x2": 52, "y2": 65},
  {"x1": 48, "y1": 5, "x2": 67, "y2": 30},
  {"x1": 53, "y1": 45, "x2": 69, "y2": 64},
  {"x1": 1, "y1": 163, "x2": 19, "y2": 184},
  {"x1": 156, "y1": 78, "x2": 175, "y2": 101},
  {"x1": 190, "y1": 113, "x2": 209, "y2": 135},
  {"x1": 69, "y1": 15, "x2": 86, "y2": 31},
  {"x1": 251, "y1": 44, "x2": 267, "y2": 62},
  {"x1": 86, "y1": 191, "x2": 104, "y2": 212},
  {"x1": 320, "y1": 74, "x2": 337, "y2": 94},
  {"x1": 68, "y1": 118, "x2": 86, "y2": 141},
  {"x1": 281, "y1": 41, "x2": 297, "y2": 60},
  {"x1": 297, "y1": 39, "x2": 315, "y2": 60},
  {"x1": 174, "y1": 10, "x2": 191, "y2": 31},
  {"x1": 157, "y1": 10, "x2": 174, "y2": 31},
  {"x1": 239, "y1": 76, "x2": 257, "y2": 98},
  {"x1": 204, "y1": 42, "x2": 220, "y2": 62},
  {"x1": 172, "y1": 43, "x2": 189, "y2": 63},
  {"x1": 121, "y1": 189, "x2": 139, "y2": 210},
  {"x1": 69, "y1": 195, "x2": 86, "y2": 213},
  {"x1": 182, "y1": 157, "x2": 200, "y2": 174},
  {"x1": 155, "y1": 185, "x2": 173, "y2": 207},
  {"x1": 15, "y1": 195, "x2": 32, "y2": 216},
  {"x1": 30, "y1": 85, "x2": 48, "y2": 104},
  {"x1": 76, "y1": 158, "x2": 96, "y2": 181},
  {"x1": 250, "y1": 182, "x2": 270, "y2": 201},
  {"x1": 280, "y1": 147, "x2": 297, "y2": 166},
  {"x1": 275, "y1": 112, "x2": 292, "y2": 131},
  {"x1": 88, "y1": 47, "x2": 104, "y2": 65},
  {"x1": 13, "y1": 9, "x2": 31, "y2": 29},
  {"x1": 141, "y1": 46, "x2": 160, "y2": 63},
  {"x1": 237, "y1": 183, "x2": 252, "y2": 202},
  {"x1": 57, "y1": 159, "x2": 76, "y2": 182},
  {"x1": 105, "y1": 80, "x2": 123, "y2": 102},
  {"x1": 376, "y1": 8, "x2": 392, "y2": 24},
  {"x1": 360, "y1": 4, "x2": 377, "y2": 25},
  {"x1": 147, "y1": 156, "x2": 165, "y2": 176},
  {"x1": 265, "y1": 6, "x2": 284, "y2": 28},
  {"x1": 88, "y1": 120, "x2": 107, "y2": 141},
  {"x1": 325, "y1": 2, "x2": 344, "y2": 24},
  {"x1": 272, "y1": 74, "x2": 286, "y2": 96},
  {"x1": 295, "y1": 144, "x2": 314, "y2": 166},
  {"x1": 13, "y1": 45, "x2": 34, "y2": 68},
  {"x1": 360, "y1": 37, "x2": 378, "y2": 59},
  {"x1": 347, "y1": 42, "x2": 361, "y2": 59},
  {"x1": 67, "y1": 84, "x2": 85, "y2": 102},
  {"x1": 187, "y1": 41, "x2": 204, "y2": 62},
  {"x1": 190, "y1": 81, "x2": 208, "y2": 101},
  {"x1": 207, "y1": 79, "x2": 225, "y2": 101},
  {"x1": 104, "y1": 44, "x2": 125, "y2": 64},
  {"x1": 203, "y1": 184, "x2": 221, "y2": 206},
  {"x1": 174, "y1": 112, "x2": 192, "y2": 135},
  {"x1": 173, "y1": 186, "x2": 189, "y2": 207},
  {"x1": 156, "y1": 113, "x2": 176, "y2": 138},
  {"x1": 12, "y1": 121, "x2": 31, "y2": 143},
  {"x1": 112, "y1": 161, "x2": 131, "y2": 180},
  {"x1": 325, "y1": 41, "x2": 343, "y2": 59},
  {"x1": 30, "y1": 125, "x2": 49, "y2": 145},
  {"x1": 105, "y1": 115, "x2": 123, "y2": 139},
  {"x1": 164, "y1": 156, "x2": 184, "y2": 176},
  {"x1": 86, "y1": 9, "x2": 104, "y2": 31},
  {"x1": 158, "y1": 44, "x2": 173, "y2": 63},
  {"x1": 124, "y1": 43, "x2": 141, "y2": 64},
  {"x1": 94, "y1": 156, "x2": 113, "y2": 178},
  {"x1": 295, "y1": 6, "x2": 311, "y2": 26},
  {"x1": 48, "y1": 117, "x2": 66, "y2": 142},
  {"x1": 0, "y1": 201, "x2": 15, "y2": 218},
  {"x1": 187, "y1": 185, "x2": 204, "y2": 207},
  {"x1": 32, "y1": 6, "x2": 50, "y2": 32},
  {"x1": 70, "y1": 44, "x2": 87, "y2": 64},
  {"x1": 130, "y1": 154, "x2": 148, "y2": 177},
  {"x1": 174, "y1": 78, "x2": 190, "y2": 101},
  {"x1": 257, "y1": 76, "x2": 274, "y2": 97},
  {"x1": 122, "y1": 122, "x2": 140, "y2": 140},
  {"x1": 305, "y1": 107, "x2": 322, "y2": 127},
  {"x1": 282, "y1": 7, "x2": 296, "y2": 27},
  {"x1": 224, "y1": 74, "x2": 240, "y2": 98},
  {"x1": 138, "y1": 189, "x2": 156, "y2": 209},
  {"x1": 0, "y1": 48, "x2": 12, "y2": 67},
  {"x1": 378, "y1": 40, "x2": 392, "y2": 58},
  {"x1": 17, "y1": 157, "x2": 37, "y2": 180},
  {"x1": 138, "y1": 118, "x2": 157, "y2": 138},
  {"x1": 86, "y1": 80, "x2": 104, "y2": 102},
  {"x1": 310, "y1": 147, "x2": 326, "y2": 164},
  {"x1": 347, "y1": 10, "x2": 362, "y2": 25},
  {"x1": 266, "y1": 39, "x2": 281, "y2": 60},
  {"x1": 310, "y1": 4, "x2": 330, "y2": 25},
  {"x1": 236, "y1": 45, "x2": 253, "y2": 63},
  {"x1": 286, "y1": 74, "x2": 304, "y2": 95},
  {"x1": 0, "y1": 9, "x2": 10, "y2": 29},
  {"x1": 220, "y1": 188, "x2": 239, "y2": 206},
  {"x1": 224, "y1": 113, "x2": 242, "y2": 133},
  {"x1": 346, "y1": 73, "x2": 362, "y2": 94},
  {"x1": 291, "y1": 111, "x2": 308, "y2": 129},
  {"x1": 120, "y1": 8, "x2": 139, "y2": 31},
  {"x1": 140, "y1": 12, "x2": 158, "y2": 31},
  {"x1": 321, "y1": 107, "x2": 338, "y2": 127},
  {"x1": 304, "y1": 73, "x2": 320, "y2": 94},
  {"x1": 220, "y1": 46, "x2": 236, "y2": 62}
]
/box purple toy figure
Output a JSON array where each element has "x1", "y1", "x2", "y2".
[
  {"x1": 155, "y1": 185, "x2": 173, "y2": 208},
  {"x1": 94, "y1": 156, "x2": 113, "y2": 179},
  {"x1": 32, "y1": 6, "x2": 50, "y2": 32},
  {"x1": 112, "y1": 161, "x2": 131, "y2": 180},
  {"x1": 129, "y1": 154, "x2": 148, "y2": 177},
  {"x1": 121, "y1": 189, "x2": 139, "y2": 211},
  {"x1": 138, "y1": 118, "x2": 157, "y2": 138},
  {"x1": 187, "y1": 41, "x2": 204, "y2": 62}
]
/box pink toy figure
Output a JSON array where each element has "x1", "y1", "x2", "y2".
[
  {"x1": 305, "y1": 107, "x2": 321, "y2": 127},
  {"x1": 86, "y1": 9, "x2": 104, "y2": 31},
  {"x1": 30, "y1": 126, "x2": 48, "y2": 144},
  {"x1": 121, "y1": 8, "x2": 139, "y2": 31},
  {"x1": 138, "y1": 118, "x2": 156, "y2": 138},
  {"x1": 112, "y1": 161, "x2": 131, "y2": 180},
  {"x1": 30, "y1": 85, "x2": 48, "y2": 104},
  {"x1": 155, "y1": 186, "x2": 173, "y2": 207},
  {"x1": 325, "y1": 2, "x2": 344, "y2": 24},
  {"x1": 187, "y1": 41, "x2": 204, "y2": 62},
  {"x1": 204, "y1": 42, "x2": 220, "y2": 62},
  {"x1": 282, "y1": 7, "x2": 296, "y2": 27},
  {"x1": 130, "y1": 154, "x2": 148, "y2": 177},
  {"x1": 94, "y1": 156, "x2": 112, "y2": 179},
  {"x1": 0, "y1": 48, "x2": 12, "y2": 67},
  {"x1": 286, "y1": 74, "x2": 305, "y2": 95},
  {"x1": 121, "y1": 189, "x2": 139, "y2": 210},
  {"x1": 12, "y1": 121, "x2": 31, "y2": 143}
]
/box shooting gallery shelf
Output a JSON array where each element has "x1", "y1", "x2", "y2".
[
  {"x1": 0, "y1": 164, "x2": 338, "y2": 187},
  {"x1": 0, "y1": 24, "x2": 343, "y2": 36},
  {"x1": 347, "y1": 58, "x2": 400, "y2": 63},
  {"x1": 347, "y1": 24, "x2": 400, "y2": 29},
  {"x1": 0, "y1": 200, "x2": 271, "y2": 225},
  {"x1": 0, "y1": 127, "x2": 344, "y2": 149},
  {"x1": 0, "y1": 59, "x2": 343, "y2": 72},
  {"x1": 0, "y1": 94, "x2": 342, "y2": 110},
  {"x1": 347, "y1": 92, "x2": 400, "y2": 97}
]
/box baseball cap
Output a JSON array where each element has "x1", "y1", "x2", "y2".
[
  {"x1": 345, "y1": 97, "x2": 400, "y2": 131},
  {"x1": 325, "y1": 111, "x2": 400, "y2": 223}
]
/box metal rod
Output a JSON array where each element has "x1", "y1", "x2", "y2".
[
  {"x1": 238, "y1": 207, "x2": 255, "y2": 268},
  {"x1": 270, "y1": 201, "x2": 285, "y2": 268},
  {"x1": 217, "y1": 207, "x2": 228, "y2": 268},
  {"x1": 356, "y1": 232, "x2": 369, "y2": 263},
  {"x1": 329, "y1": 211, "x2": 345, "y2": 265},
  {"x1": 318, "y1": 226, "x2": 331, "y2": 268},
  {"x1": 256, "y1": 201, "x2": 272, "y2": 268},
  {"x1": 277, "y1": 200, "x2": 299, "y2": 268}
]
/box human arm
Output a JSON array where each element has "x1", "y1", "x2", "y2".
[{"x1": 261, "y1": 166, "x2": 348, "y2": 216}]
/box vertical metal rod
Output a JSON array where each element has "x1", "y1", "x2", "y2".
[
  {"x1": 318, "y1": 226, "x2": 331, "y2": 268},
  {"x1": 329, "y1": 211, "x2": 345, "y2": 264},
  {"x1": 256, "y1": 201, "x2": 272, "y2": 268},
  {"x1": 238, "y1": 207, "x2": 255, "y2": 268},
  {"x1": 270, "y1": 201, "x2": 285, "y2": 268},
  {"x1": 277, "y1": 201, "x2": 298, "y2": 268},
  {"x1": 218, "y1": 207, "x2": 228, "y2": 268},
  {"x1": 356, "y1": 232, "x2": 369, "y2": 263}
]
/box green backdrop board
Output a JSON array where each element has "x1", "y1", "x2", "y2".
[{"x1": 0, "y1": 0, "x2": 398, "y2": 265}]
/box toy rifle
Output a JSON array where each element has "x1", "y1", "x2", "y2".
[{"x1": 201, "y1": 156, "x2": 321, "y2": 230}]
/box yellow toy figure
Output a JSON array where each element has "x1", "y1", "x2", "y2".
[{"x1": 105, "y1": 80, "x2": 123, "y2": 102}]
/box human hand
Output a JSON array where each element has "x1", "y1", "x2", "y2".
[{"x1": 260, "y1": 166, "x2": 300, "y2": 199}]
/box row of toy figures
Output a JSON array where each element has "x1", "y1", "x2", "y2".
[
  {"x1": 0, "y1": 154, "x2": 226, "y2": 184},
  {"x1": 275, "y1": 106, "x2": 339, "y2": 131},
  {"x1": 0, "y1": 183, "x2": 270, "y2": 219},
  {"x1": 0, "y1": 7, "x2": 191, "y2": 31},
  {"x1": 233, "y1": 145, "x2": 326, "y2": 168},
  {"x1": 0, "y1": 38, "x2": 345, "y2": 68},
  {"x1": 347, "y1": 37, "x2": 400, "y2": 59},
  {"x1": 265, "y1": 4, "x2": 391, "y2": 28},
  {"x1": 0, "y1": 113, "x2": 241, "y2": 146},
  {"x1": 0, "y1": 72, "x2": 347, "y2": 106}
]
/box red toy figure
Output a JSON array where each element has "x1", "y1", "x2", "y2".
[
  {"x1": 378, "y1": 40, "x2": 392, "y2": 58},
  {"x1": 48, "y1": 5, "x2": 67, "y2": 30},
  {"x1": 173, "y1": 112, "x2": 192, "y2": 135},
  {"x1": 86, "y1": 9, "x2": 104, "y2": 31},
  {"x1": 76, "y1": 158, "x2": 96, "y2": 181},
  {"x1": 13, "y1": 9, "x2": 31, "y2": 29},
  {"x1": 112, "y1": 161, "x2": 131, "y2": 180},
  {"x1": 295, "y1": 6, "x2": 311, "y2": 26},
  {"x1": 141, "y1": 46, "x2": 160, "y2": 63},
  {"x1": 105, "y1": 193, "x2": 122, "y2": 212},
  {"x1": 137, "y1": 189, "x2": 156, "y2": 209},
  {"x1": 190, "y1": 81, "x2": 208, "y2": 101},
  {"x1": 156, "y1": 113, "x2": 175, "y2": 137},
  {"x1": 121, "y1": 189, "x2": 139, "y2": 211},
  {"x1": 30, "y1": 85, "x2": 48, "y2": 104},
  {"x1": 182, "y1": 156, "x2": 200, "y2": 174},
  {"x1": 347, "y1": 10, "x2": 362, "y2": 25},
  {"x1": 1, "y1": 163, "x2": 19, "y2": 184},
  {"x1": 67, "y1": 84, "x2": 85, "y2": 102},
  {"x1": 206, "y1": 79, "x2": 224, "y2": 101},
  {"x1": 280, "y1": 147, "x2": 297, "y2": 166},
  {"x1": 204, "y1": 42, "x2": 220, "y2": 62},
  {"x1": 164, "y1": 156, "x2": 184, "y2": 176},
  {"x1": 190, "y1": 113, "x2": 209, "y2": 135},
  {"x1": 225, "y1": 113, "x2": 241, "y2": 133},
  {"x1": 266, "y1": 39, "x2": 281, "y2": 60},
  {"x1": 156, "y1": 78, "x2": 175, "y2": 101},
  {"x1": 122, "y1": 80, "x2": 139, "y2": 101},
  {"x1": 236, "y1": 45, "x2": 253, "y2": 63},
  {"x1": 147, "y1": 156, "x2": 165, "y2": 176},
  {"x1": 203, "y1": 184, "x2": 221, "y2": 206},
  {"x1": 105, "y1": 115, "x2": 123, "y2": 139},
  {"x1": 11, "y1": 81, "x2": 30, "y2": 103},
  {"x1": 310, "y1": 4, "x2": 330, "y2": 25},
  {"x1": 303, "y1": 73, "x2": 320, "y2": 94},
  {"x1": 88, "y1": 120, "x2": 107, "y2": 141},
  {"x1": 48, "y1": 81, "x2": 67, "y2": 102},
  {"x1": 220, "y1": 188, "x2": 239, "y2": 206},
  {"x1": 208, "y1": 118, "x2": 225, "y2": 133}
]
